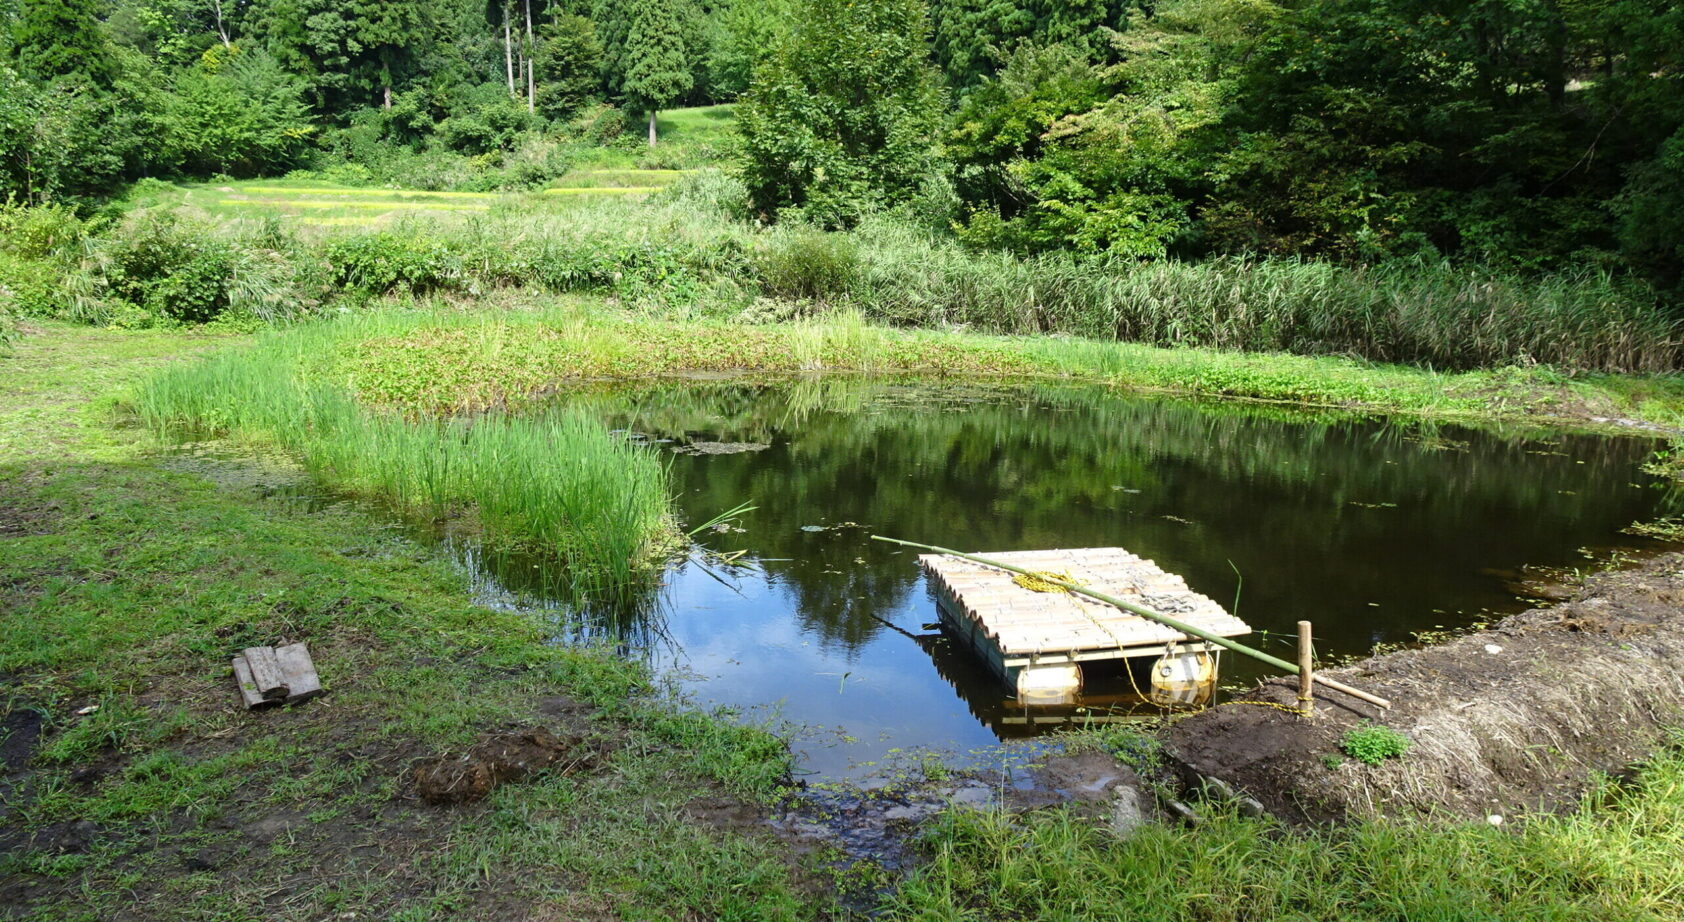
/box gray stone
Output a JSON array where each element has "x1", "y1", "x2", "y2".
[{"x1": 1110, "y1": 786, "x2": 1149, "y2": 837}]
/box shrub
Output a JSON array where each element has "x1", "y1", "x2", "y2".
[
  {"x1": 326, "y1": 231, "x2": 457, "y2": 295},
  {"x1": 755, "y1": 229, "x2": 859, "y2": 302},
  {"x1": 0, "y1": 251, "x2": 68, "y2": 317},
  {"x1": 0, "y1": 202, "x2": 86, "y2": 258},
  {"x1": 101, "y1": 212, "x2": 239, "y2": 323},
  {"x1": 1340, "y1": 723, "x2": 1411, "y2": 765},
  {"x1": 494, "y1": 136, "x2": 577, "y2": 190},
  {"x1": 658, "y1": 169, "x2": 752, "y2": 222}
]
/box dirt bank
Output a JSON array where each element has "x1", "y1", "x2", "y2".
[{"x1": 1164, "y1": 553, "x2": 1684, "y2": 823}]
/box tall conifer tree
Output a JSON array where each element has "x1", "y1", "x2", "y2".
[
  {"x1": 622, "y1": 0, "x2": 691, "y2": 145},
  {"x1": 9, "y1": 0, "x2": 117, "y2": 84}
]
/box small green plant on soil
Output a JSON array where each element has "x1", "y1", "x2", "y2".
[{"x1": 1340, "y1": 722, "x2": 1412, "y2": 765}]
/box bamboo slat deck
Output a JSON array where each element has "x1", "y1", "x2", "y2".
[{"x1": 919, "y1": 547, "x2": 1250, "y2": 675}]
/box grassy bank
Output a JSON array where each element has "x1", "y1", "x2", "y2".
[
  {"x1": 133, "y1": 316, "x2": 679, "y2": 595},
  {"x1": 313, "y1": 297, "x2": 1684, "y2": 430},
  {"x1": 0, "y1": 323, "x2": 821, "y2": 920},
  {"x1": 886, "y1": 744, "x2": 1684, "y2": 920}
]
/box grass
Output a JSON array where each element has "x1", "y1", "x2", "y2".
[
  {"x1": 0, "y1": 322, "x2": 823, "y2": 919},
  {"x1": 14, "y1": 165, "x2": 1679, "y2": 375},
  {"x1": 885, "y1": 742, "x2": 1684, "y2": 920},
  {"x1": 14, "y1": 319, "x2": 1684, "y2": 920},
  {"x1": 327, "y1": 296, "x2": 1684, "y2": 431},
  {"x1": 131, "y1": 314, "x2": 680, "y2": 596}
]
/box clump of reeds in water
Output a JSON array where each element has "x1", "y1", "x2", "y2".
[{"x1": 133, "y1": 329, "x2": 676, "y2": 597}]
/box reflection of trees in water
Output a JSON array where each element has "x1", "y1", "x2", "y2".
[
  {"x1": 448, "y1": 538, "x2": 677, "y2": 657},
  {"x1": 550, "y1": 379, "x2": 1677, "y2": 657}
]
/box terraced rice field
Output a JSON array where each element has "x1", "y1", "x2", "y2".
[{"x1": 177, "y1": 168, "x2": 695, "y2": 227}]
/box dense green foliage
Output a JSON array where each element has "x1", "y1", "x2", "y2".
[
  {"x1": 738, "y1": 0, "x2": 945, "y2": 224},
  {"x1": 0, "y1": 0, "x2": 1680, "y2": 348},
  {"x1": 2, "y1": 0, "x2": 1680, "y2": 278}
]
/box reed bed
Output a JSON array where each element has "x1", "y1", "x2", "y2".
[
  {"x1": 307, "y1": 196, "x2": 1682, "y2": 373},
  {"x1": 841, "y1": 219, "x2": 1682, "y2": 373},
  {"x1": 14, "y1": 179, "x2": 1678, "y2": 373},
  {"x1": 133, "y1": 320, "x2": 677, "y2": 595}
]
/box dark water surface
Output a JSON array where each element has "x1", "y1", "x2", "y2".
[{"x1": 485, "y1": 379, "x2": 1680, "y2": 779}]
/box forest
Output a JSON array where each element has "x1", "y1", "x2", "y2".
[{"x1": 1, "y1": 0, "x2": 1680, "y2": 289}]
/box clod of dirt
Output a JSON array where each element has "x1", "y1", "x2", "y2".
[{"x1": 413, "y1": 727, "x2": 594, "y2": 804}]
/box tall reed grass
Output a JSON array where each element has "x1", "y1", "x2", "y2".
[
  {"x1": 133, "y1": 318, "x2": 676, "y2": 595},
  {"x1": 13, "y1": 182, "x2": 1678, "y2": 373},
  {"x1": 315, "y1": 195, "x2": 1683, "y2": 373},
  {"x1": 839, "y1": 218, "x2": 1682, "y2": 373}
]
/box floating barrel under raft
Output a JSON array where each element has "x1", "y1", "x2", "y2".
[{"x1": 918, "y1": 548, "x2": 1250, "y2": 706}]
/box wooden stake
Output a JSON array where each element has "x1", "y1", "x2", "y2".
[{"x1": 1297, "y1": 620, "x2": 1314, "y2": 715}]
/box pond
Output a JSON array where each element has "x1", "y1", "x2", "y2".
[{"x1": 469, "y1": 378, "x2": 1681, "y2": 780}]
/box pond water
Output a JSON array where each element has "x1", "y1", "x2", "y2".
[{"x1": 473, "y1": 379, "x2": 1680, "y2": 780}]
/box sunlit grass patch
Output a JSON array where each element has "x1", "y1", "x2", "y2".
[
  {"x1": 290, "y1": 215, "x2": 386, "y2": 227},
  {"x1": 541, "y1": 186, "x2": 662, "y2": 196},
  {"x1": 237, "y1": 186, "x2": 503, "y2": 200},
  {"x1": 217, "y1": 199, "x2": 491, "y2": 211}
]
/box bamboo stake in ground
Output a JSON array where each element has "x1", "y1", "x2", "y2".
[
  {"x1": 873, "y1": 536, "x2": 1391, "y2": 709},
  {"x1": 1297, "y1": 620, "x2": 1314, "y2": 716}
]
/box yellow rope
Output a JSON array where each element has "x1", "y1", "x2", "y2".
[
  {"x1": 1230, "y1": 699, "x2": 1311, "y2": 717},
  {"x1": 1012, "y1": 570, "x2": 1073, "y2": 593}
]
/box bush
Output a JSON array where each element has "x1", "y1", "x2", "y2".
[
  {"x1": 0, "y1": 202, "x2": 87, "y2": 258},
  {"x1": 100, "y1": 212, "x2": 242, "y2": 322},
  {"x1": 1340, "y1": 723, "x2": 1411, "y2": 765},
  {"x1": 326, "y1": 231, "x2": 458, "y2": 295},
  {"x1": 755, "y1": 229, "x2": 859, "y2": 302},
  {"x1": 494, "y1": 136, "x2": 577, "y2": 190},
  {"x1": 659, "y1": 169, "x2": 752, "y2": 222},
  {"x1": 0, "y1": 251, "x2": 70, "y2": 317}
]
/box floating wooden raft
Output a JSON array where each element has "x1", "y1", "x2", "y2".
[{"x1": 919, "y1": 548, "x2": 1250, "y2": 684}]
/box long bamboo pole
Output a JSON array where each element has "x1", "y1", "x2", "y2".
[{"x1": 872, "y1": 536, "x2": 1390, "y2": 709}]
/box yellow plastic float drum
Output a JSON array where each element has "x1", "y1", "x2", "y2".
[{"x1": 1148, "y1": 649, "x2": 1217, "y2": 708}]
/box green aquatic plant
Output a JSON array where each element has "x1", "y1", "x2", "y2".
[
  {"x1": 1340, "y1": 722, "x2": 1412, "y2": 766},
  {"x1": 133, "y1": 318, "x2": 678, "y2": 595},
  {"x1": 1624, "y1": 516, "x2": 1684, "y2": 542}
]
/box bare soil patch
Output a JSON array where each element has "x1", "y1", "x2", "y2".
[{"x1": 1165, "y1": 553, "x2": 1684, "y2": 823}]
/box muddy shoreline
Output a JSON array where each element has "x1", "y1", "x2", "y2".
[{"x1": 1163, "y1": 552, "x2": 1684, "y2": 823}]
